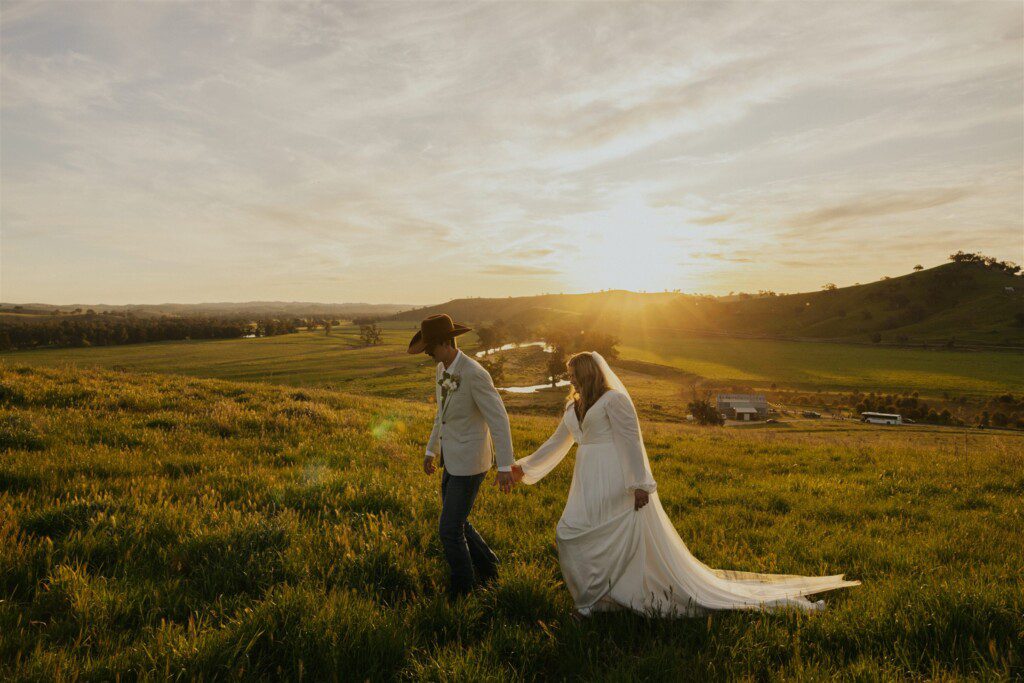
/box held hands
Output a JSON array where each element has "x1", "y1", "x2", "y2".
[
  {"x1": 490, "y1": 464, "x2": 524, "y2": 494},
  {"x1": 633, "y1": 489, "x2": 650, "y2": 511},
  {"x1": 423, "y1": 456, "x2": 436, "y2": 475},
  {"x1": 494, "y1": 470, "x2": 515, "y2": 494},
  {"x1": 492, "y1": 464, "x2": 526, "y2": 494}
]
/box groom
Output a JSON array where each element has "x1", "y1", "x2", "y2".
[{"x1": 408, "y1": 314, "x2": 516, "y2": 599}]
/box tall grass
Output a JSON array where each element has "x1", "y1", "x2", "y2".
[{"x1": 0, "y1": 365, "x2": 1021, "y2": 680}]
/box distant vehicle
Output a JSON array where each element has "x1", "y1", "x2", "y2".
[
  {"x1": 765, "y1": 418, "x2": 778, "y2": 424},
  {"x1": 802, "y1": 411, "x2": 821, "y2": 419},
  {"x1": 861, "y1": 411, "x2": 903, "y2": 425}
]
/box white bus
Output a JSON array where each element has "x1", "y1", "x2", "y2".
[{"x1": 861, "y1": 412, "x2": 903, "y2": 425}]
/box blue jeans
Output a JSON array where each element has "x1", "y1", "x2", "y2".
[{"x1": 439, "y1": 468, "x2": 499, "y2": 595}]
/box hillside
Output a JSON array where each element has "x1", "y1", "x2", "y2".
[
  {"x1": 1, "y1": 364, "x2": 1021, "y2": 679},
  {"x1": 394, "y1": 262, "x2": 1024, "y2": 347}
]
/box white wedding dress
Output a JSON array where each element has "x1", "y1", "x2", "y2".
[{"x1": 514, "y1": 353, "x2": 860, "y2": 617}]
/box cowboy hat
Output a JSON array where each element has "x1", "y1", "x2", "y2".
[{"x1": 407, "y1": 313, "x2": 472, "y2": 354}]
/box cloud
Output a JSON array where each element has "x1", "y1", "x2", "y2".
[
  {"x1": 0, "y1": 0, "x2": 1020, "y2": 303},
  {"x1": 477, "y1": 264, "x2": 562, "y2": 277},
  {"x1": 691, "y1": 213, "x2": 733, "y2": 226},
  {"x1": 785, "y1": 187, "x2": 975, "y2": 230}
]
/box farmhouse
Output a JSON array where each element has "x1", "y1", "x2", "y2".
[
  {"x1": 716, "y1": 393, "x2": 768, "y2": 421},
  {"x1": 861, "y1": 411, "x2": 903, "y2": 425}
]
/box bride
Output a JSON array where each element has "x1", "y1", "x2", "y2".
[{"x1": 511, "y1": 351, "x2": 860, "y2": 619}]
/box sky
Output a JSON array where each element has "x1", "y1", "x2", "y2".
[{"x1": 1, "y1": 1, "x2": 1021, "y2": 306}]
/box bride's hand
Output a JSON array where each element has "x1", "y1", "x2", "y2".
[
  {"x1": 511, "y1": 464, "x2": 525, "y2": 483},
  {"x1": 633, "y1": 489, "x2": 649, "y2": 511}
]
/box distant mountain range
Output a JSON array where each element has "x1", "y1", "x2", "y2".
[
  {"x1": 393, "y1": 262, "x2": 1024, "y2": 348},
  {"x1": 0, "y1": 301, "x2": 413, "y2": 319}
]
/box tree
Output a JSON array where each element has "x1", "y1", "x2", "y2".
[
  {"x1": 949, "y1": 251, "x2": 1021, "y2": 274},
  {"x1": 913, "y1": 264, "x2": 923, "y2": 271},
  {"x1": 359, "y1": 323, "x2": 383, "y2": 346},
  {"x1": 478, "y1": 355, "x2": 506, "y2": 385},
  {"x1": 544, "y1": 323, "x2": 619, "y2": 360},
  {"x1": 822, "y1": 283, "x2": 838, "y2": 291},
  {"x1": 687, "y1": 398, "x2": 724, "y2": 425},
  {"x1": 475, "y1": 323, "x2": 501, "y2": 351},
  {"x1": 546, "y1": 347, "x2": 567, "y2": 387}
]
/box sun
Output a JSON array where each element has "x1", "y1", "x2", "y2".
[{"x1": 558, "y1": 190, "x2": 725, "y2": 293}]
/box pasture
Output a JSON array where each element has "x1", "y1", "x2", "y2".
[
  {"x1": 2, "y1": 322, "x2": 1021, "y2": 404},
  {"x1": 1, "y1": 364, "x2": 1021, "y2": 680},
  {"x1": 622, "y1": 328, "x2": 1023, "y2": 398}
]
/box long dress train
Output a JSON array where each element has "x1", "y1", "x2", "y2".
[{"x1": 514, "y1": 389, "x2": 860, "y2": 617}]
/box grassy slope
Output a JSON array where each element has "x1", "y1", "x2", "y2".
[
  {"x1": 394, "y1": 263, "x2": 1024, "y2": 346},
  {"x1": 3, "y1": 321, "x2": 1021, "y2": 400},
  {"x1": 1, "y1": 365, "x2": 1022, "y2": 680},
  {"x1": 0, "y1": 323, "x2": 434, "y2": 400}
]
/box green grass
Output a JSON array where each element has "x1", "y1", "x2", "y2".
[
  {"x1": 3, "y1": 321, "x2": 1021, "y2": 402},
  {"x1": 0, "y1": 322, "x2": 433, "y2": 400},
  {"x1": 1, "y1": 365, "x2": 1021, "y2": 680},
  {"x1": 621, "y1": 329, "x2": 1024, "y2": 398}
]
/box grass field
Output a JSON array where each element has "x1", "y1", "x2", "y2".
[
  {"x1": 1, "y1": 364, "x2": 1021, "y2": 680},
  {"x1": 621, "y1": 328, "x2": 1023, "y2": 398},
  {"x1": 3, "y1": 322, "x2": 1021, "y2": 402},
  {"x1": 0, "y1": 323, "x2": 432, "y2": 400}
]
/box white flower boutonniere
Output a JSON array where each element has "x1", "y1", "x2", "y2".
[{"x1": 439, "y1": 371, "x2": 462, "y2": 405}]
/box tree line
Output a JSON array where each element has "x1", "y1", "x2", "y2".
[{"x1": 0, "y1": 315, "x2": 299, "y2": 351}]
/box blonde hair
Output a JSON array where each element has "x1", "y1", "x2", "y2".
[{"x1": 566, "y1": 352, "x2": 611, "y2": 423}]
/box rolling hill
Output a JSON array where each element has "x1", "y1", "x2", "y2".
[{"x1": 393, "y1": 262, "x2": 1024, "y2": 347}]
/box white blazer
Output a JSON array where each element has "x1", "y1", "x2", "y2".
[{"x1": 427, "y1": 352, "x2": 515, "y2": 476}]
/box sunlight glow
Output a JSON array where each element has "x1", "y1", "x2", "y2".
[{"x1": 558, "y1": 190, "x2": 734, "y2": 293}]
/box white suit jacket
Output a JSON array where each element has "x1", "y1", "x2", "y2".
[{"x1": 426, "y1": 350, "x2": 514, "y2": 476}]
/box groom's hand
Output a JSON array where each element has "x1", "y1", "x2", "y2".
[
  {"x1": 494, "y1": 470, "x2": 514, "y2": 494},
  {"x1": 634, "y1": 489, "x2": 650, "y2": 510},
  {"x1": 423, "y1": 456, "x2": 436, "y2": 475}
]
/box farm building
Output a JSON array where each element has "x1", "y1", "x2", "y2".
[
  {"x1": 861, "y1": 411, "x2": 903, "y2": 425},
  {"x1": 716, "y1": 393, "x2": 768, "y2": 421}
]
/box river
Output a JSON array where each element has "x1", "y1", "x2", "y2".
[{"x1": 474, "y1": 340, "x2": 567, "y2": 393}]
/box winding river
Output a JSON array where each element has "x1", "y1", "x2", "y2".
[{"x1": 474, "y1": 340, "x2": 569, "y2": 393}]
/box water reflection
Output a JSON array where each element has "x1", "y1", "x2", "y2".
[
  {"x1": 500, "y1": 379, "x2": 570, "y2": 393},
  {"x1": 475, "y1": 341, "x2": 553, "y2": 357}
]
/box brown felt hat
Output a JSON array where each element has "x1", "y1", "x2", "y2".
[{"x1": 407, "y1": 313, "x2": 472, "y2": 354}]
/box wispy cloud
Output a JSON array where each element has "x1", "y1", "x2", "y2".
[
  {"x1": 1, "y1": 0, "x2": 1020, "y2": 304},
  {"x1": 478, "y1": 264, "x2": 562, "y2": 277},
  {"x1": 786, "y1": 188, "x2": 975, "y2": 230}
]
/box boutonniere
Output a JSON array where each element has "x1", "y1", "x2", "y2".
[{"x1": 439, "y1": 371, "x2": 461, "y2": 403}]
